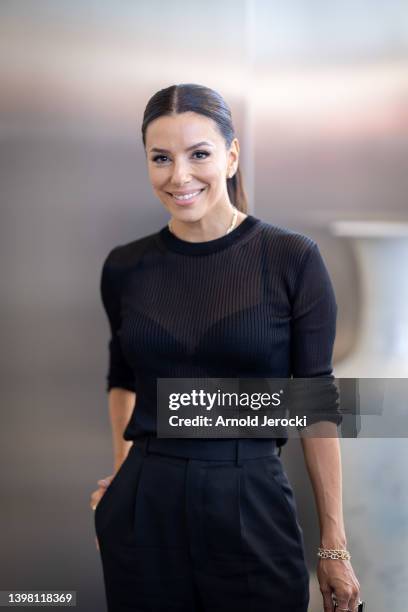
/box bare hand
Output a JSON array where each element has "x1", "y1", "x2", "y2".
[
  {"x1": 90, "y1": 474, "x2": 114, "y2": 551},
  {"x1": 317, "y1": 558, "x2": 361, "y2": 611}
]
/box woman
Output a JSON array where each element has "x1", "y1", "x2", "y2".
[{"x1": 90, "y1": 83, "x2": 362, "y2": 612}]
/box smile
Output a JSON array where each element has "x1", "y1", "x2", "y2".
[{"x1": 170, "y1": 188, "x2": 205, "y2": 201}]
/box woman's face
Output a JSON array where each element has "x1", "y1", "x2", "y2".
[{"x1": 144, "y1": 111, "x2": 239, "y2": 222}]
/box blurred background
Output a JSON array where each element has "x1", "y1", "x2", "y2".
[{"x1": 1, "y1": 1, "x2": 408, "y2": 610}]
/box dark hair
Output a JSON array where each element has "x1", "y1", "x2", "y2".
[{"x1": 141, "y1": 83, "x2": 248, "y2": 213}]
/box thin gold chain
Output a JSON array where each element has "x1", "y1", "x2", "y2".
[{"x1": 168, "y1": 206, "x2": 238, "y2": 236}]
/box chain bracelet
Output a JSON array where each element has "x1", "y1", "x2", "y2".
[{"x1": 317, "y1": 547, "x2": 351, "y2": 560}]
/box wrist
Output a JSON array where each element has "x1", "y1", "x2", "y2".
[
  {"x1": 317, "y1": 546, "x2": 351, "y2": 561},
  {"x1": 113, "y1": 457, "x2": 125, "y2": 474},
  {"x1": 114, "y1": 448, "x2": 131, "y2": 473},
  {"x1": 320, "y1": 534, "x2": 347, "y2": 549}
]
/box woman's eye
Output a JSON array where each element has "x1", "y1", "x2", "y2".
[
  {"x1": 193, "y1": 150, "x2": 210, "y2": 160},
  {"x1": 152, "y1": 155, "x2": 169, "y2": 164},
  {"x1": 151, "y1": 151, "x2": 210, "y2": 164}
]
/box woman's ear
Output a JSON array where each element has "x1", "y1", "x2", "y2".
[{"x1": 227, "y1": 137, "x2": 240, "y2": 177}]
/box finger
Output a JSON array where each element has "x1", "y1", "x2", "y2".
[
  {"x1": 334, "y1": 600, "x2": 350, "y2": 611},
  {"x1": 92, "y1": 486, "x2": 108, "y2": 506},
  {"x1": 321, "y1": 590, "x2": 335, "y2": 611},
  {"x1": 90, "y1": 492, "x2": 100, "y2": 508},
  {"x1": 95, "y1": 536, "x2": 99, "y2": 551},
  {"x1": 335, "y1": 582, "x2": 360, "y2": 611},
  {"x1": 348, "y1": 591, "x2": 361, "y2": 611},
  {"x1": 97, "y1": 478, "x2": 111, "y2": 488}
]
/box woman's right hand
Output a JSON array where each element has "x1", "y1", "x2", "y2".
[{"x1": 91, "y1": 474, "x2": 114, "y2": 551}]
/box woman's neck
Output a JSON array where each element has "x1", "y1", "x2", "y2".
[{"x1": 169, "y1": 206, "x2": 248, "y2": 243}]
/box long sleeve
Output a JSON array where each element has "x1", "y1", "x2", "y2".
[
  {"x1": 100, "y1": 248, "x2": 136, "y2": 393},
  {"x1": 289, "y1": 242, "x2": 342, "y2": 428}
]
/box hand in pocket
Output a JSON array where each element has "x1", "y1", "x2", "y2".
[{"x1": 90, "y1": 474, "x2": 114, "y2": 550}]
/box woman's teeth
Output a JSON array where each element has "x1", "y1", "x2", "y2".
[{"x1": 172, "y1": 190, "x2": 202, "y2": 201}]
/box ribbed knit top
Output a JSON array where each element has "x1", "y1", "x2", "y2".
[{"x1": 100, "y1": 214, "x2": 342, "y2": 447}]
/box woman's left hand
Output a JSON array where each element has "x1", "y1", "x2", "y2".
[{"x1": 317, "y1": 558, "x2": 361, "y2": 611}]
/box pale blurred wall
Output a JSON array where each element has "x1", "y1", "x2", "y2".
[{"x1": 0, "y1": 2, "x2": 407, "y2": 611}]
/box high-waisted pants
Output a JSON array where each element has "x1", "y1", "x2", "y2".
[{"x1": 94, "y1": 436, "x2": 310, "y2": 612}]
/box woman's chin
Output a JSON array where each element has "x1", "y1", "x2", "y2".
[
  {"x1": 172, "y1": 212, "x2": 204, "y2": 224},
  {"x1": 170, "y1": 203, "x2": 209, "y2": 222}
]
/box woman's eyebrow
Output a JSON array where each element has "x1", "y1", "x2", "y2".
[{"x1": 149, "y1": 141, "x2": 215, "y2": 154}]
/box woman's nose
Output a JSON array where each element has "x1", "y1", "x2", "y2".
[{"x1": 170, "y1": 160, "x2": 192, "y2": 185}]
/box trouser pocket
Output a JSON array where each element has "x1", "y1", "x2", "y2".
[
  {"x1": 94, "y1": 444, "x2": 143, "y2": 540},
  {"x1": 266, "y1": 457, "x2": 305, "y2": 542},
  {"x1": 131, "y1": 453, "x2": 189, "y2": 549},
  {"x1": 239, "y1": 456, "x2": 306, "y2": 561}
]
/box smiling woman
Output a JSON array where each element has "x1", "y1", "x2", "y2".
[
  {"x1": 141, "y1": 84, "x2": 248, "y2": 243},
  {"x1": 92, "y1": 83, "x2": 361, "y2": 612}
]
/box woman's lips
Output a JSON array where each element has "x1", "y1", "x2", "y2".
[{"x1": 168, "y1": 187, "x2": 206, "y2": 206}]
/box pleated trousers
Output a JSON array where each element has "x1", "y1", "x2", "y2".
[{"x1": 94, "y1": 436, "x2": 310, "y2": 612}]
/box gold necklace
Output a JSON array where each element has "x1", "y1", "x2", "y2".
[{"x1": 168, "y1": 206, "x2": 238, "y2": 237}]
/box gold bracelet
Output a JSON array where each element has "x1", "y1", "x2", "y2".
[{"x1": 317, "y1": 547, "x2": 351, "y2": 560}]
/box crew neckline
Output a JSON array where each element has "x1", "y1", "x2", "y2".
[{"x1": 156, "y1": 214, "x2": 261, "y2": 255}]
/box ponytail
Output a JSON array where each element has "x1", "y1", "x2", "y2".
[{"x1": 227, "y1": 166, "x2": 248, "y2": 213}]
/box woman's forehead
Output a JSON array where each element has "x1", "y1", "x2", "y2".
[{"x1": 145, "y1": 113, "x2": 221, "y2": 150}]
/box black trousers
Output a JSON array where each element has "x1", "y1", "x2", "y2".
[{"x1": 94, "y1": 437, "x2": 310, "y2": 612}]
